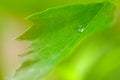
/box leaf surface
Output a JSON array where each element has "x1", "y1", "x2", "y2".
[{"x1": 12, "y1": 1, "x2": 115, "y2": 80}]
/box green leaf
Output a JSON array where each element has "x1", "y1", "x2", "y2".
[
  {"x1": 0, "y1": 0, "x2": 104, "y2": 15},
  {"x1": 12, "y1": 1, "x2": 115, "y2": 80},
  {"x1": 54, "y1": 28, "x2": 120, "y2": 80}
]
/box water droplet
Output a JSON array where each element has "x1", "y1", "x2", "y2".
[{"x1": 78, "y1": 25, "x2": 85, "y2": 32}]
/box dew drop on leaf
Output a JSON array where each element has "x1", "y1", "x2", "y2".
[{"x1": 78, "y1": 25, "x2": 85, "y2": 32}]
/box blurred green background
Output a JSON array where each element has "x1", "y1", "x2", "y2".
[{"x1": 0, "y1": 0, "x2": 120, "y2": 80}]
